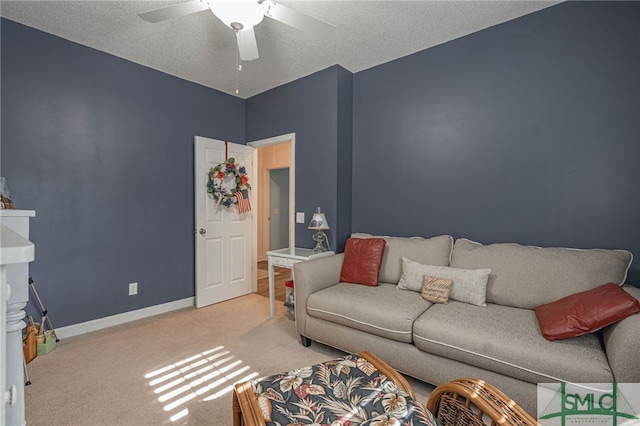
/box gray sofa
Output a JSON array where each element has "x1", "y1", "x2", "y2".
[{"x1": 293, "y1": 234, "x2": 638, "y2": 415}]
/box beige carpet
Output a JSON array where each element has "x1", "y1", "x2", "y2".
[{"x1": 24, "y1": 294, "x2": 433, "y2": 425}]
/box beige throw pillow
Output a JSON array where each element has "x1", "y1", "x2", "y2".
[
  {"x1": 421, "y1": 274, "x2": 453, "y2": 304},
  {"x1": 397, "y1": 257, "x2": 491, "y2": 306}
]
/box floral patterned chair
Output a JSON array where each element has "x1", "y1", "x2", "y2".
[{"x1": 232, "y1": 351, "x2": 538, "y2": 426}]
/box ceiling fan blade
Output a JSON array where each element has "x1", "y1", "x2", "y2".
[
  {"x1": 236, "y1": 27, "x2": 259, "y2": 61},
  {"x1": 264, "y1": 1, "x2": 335, "y2": 41},
  {"x1": 139, "y1": 0, "x2": 210, "y2": 23}
]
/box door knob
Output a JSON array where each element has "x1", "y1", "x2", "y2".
[{"x1": 199, "y1": 228, "x2": 206, "y2": 235}]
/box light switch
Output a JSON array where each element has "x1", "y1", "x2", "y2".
[
  {"x1": 273, "y1": 208, "x2": 279, "y2": 215},
  {"x1": 296, "y1": 212, "x2": 305, "y2": 223}
]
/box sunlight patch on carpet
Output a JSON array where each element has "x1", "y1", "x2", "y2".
[{"x1": 145, "y1": 346, "x2": 260, "y2": 422}]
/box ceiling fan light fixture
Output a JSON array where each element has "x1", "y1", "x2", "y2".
[
  {"x1": 138, "y1": 0, "x2": 337, "y2": 86},
  {"x1": 209, "y1": 1, "x2": 265, "y2": 30}
]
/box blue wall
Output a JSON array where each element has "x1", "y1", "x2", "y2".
[
  {"x1": 352, "y1": 1, "x2": 640, "y2": 283},
  {"x1": 246, "y1": 65, "x2": 353, "y2": 252},
  {"x1": 1, "y1": 19, "x2": 245, "y2": 326},
  {"x1": 2, "y1": 0, "x2": 638, "y2": 329}
]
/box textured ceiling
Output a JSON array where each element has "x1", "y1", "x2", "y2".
[{"x1": 1, "y1": 0, "x2": 560, "y2": 98}]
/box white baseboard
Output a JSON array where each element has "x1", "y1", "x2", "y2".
[{"x1": 54, "y1": 297, "x2": 194, "y2": 339}]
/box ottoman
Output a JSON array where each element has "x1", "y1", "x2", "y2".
[{"x1": 232, "y1": 351, "x2": 436, "y2": 426}]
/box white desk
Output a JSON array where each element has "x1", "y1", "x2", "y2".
[{"x1": 266, "y1": 247, "x2": 334, "y2": 318}]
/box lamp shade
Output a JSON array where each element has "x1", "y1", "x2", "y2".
[{"x1": 308, "y1": 208, "x2": 330, "y2": 230}]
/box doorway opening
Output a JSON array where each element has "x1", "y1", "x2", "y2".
[
  {"x1": 269, "y1": 167, "x2": 290, "y2": 251},
  {"x1": 248, "y1": 134, "x2": 294, "y2": 303}
]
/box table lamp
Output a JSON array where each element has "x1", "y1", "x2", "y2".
[{"x1": 308, "y1": 207, "x2": 330, "y2": 253}]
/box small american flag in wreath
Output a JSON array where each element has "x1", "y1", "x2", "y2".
[{"x1": 234, "y1": 189, "x2": 251, "y2": 214}]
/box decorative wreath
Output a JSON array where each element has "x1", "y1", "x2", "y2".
[{"x1": 207, "y1": 158, "x2": 251, "y2": 208}]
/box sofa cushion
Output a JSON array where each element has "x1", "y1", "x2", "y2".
[
  {"x1": 340, "y1": 237, "x2": 386, "y2": 286},
  {"x1": 397, "y1": 257, "x2": 491, "y2": 306},
  {"x1": 413, "y1": 302, "x2": 613, "y2": 384},
  {"x1": 421, "y1": 275, "x2": 453, "y2": 304},
  {"x1": 306, "y1": 283, "x2": 431, "y2": 343},
  {"x1": 535, "y1": 282, "x2": 640, "y2": 341},
  {"x1": 450, "y1": 238, "x2": 633, "y2": 309},
  {"x1": 351, "y1": 233, "x2": 453, "y2": 284}
]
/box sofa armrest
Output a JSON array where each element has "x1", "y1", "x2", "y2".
[
  {"x1": 293, "y1": 253, "x2": 344, "y2": 338},
  {"x1": 602, "y1": 284, "x2": 640, "y2": 382}
]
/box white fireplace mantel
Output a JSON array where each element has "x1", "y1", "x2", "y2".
[
  {"x1": 0, "y1": 224, "x2": 34, "y2": 264},
  {"x1": 1, "y1": 210, "x2": 35, "y2": 426}
]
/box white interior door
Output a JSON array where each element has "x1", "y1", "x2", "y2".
[{"x1": 194, "y1": 136, "x2": 255, "y2": 308}]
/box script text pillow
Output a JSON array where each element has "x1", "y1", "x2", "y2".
[
  {"x1": 397, "y1": 257, "x2": 491, "y2": 306},
  {"x1": 340, "y1": 238, "x2": 386, "y2": 286},
  {"x1": 535, "y1": 283, "x2": 640, "y2": 341},
  {"x1": 421, "y1": 275, "x2": 453, "y2": 304}
]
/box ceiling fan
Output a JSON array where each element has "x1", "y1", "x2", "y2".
[{"x1": 139, "y1": 0, "x2": 336, "y2": 61}]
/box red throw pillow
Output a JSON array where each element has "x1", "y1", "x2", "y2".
[
  {"x1": 340, "y1": 238, "x2": 386, "y2": 286},
  {"x1": 534, "y1": 283, "x2": 640, "y2": 341}
]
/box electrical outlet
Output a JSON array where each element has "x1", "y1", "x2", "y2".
[
  {"x1": 129, "y1": 282, "x2": 138, "y2": 296},
  {"x1": 296, "y1": 212, "x2": 305, "y2": 223}
]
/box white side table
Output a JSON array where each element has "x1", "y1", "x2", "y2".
[{"x1": 266, "y1": 248, "x2": 334, "y2": 318}]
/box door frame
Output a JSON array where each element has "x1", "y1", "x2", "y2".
[{"x1": 248, "y1": 133, "x2": 296, "y2": 256}]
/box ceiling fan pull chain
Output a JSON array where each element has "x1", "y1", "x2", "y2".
[{"x1": 235, "y1": 27, "x2": 241, "y2": 95}]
